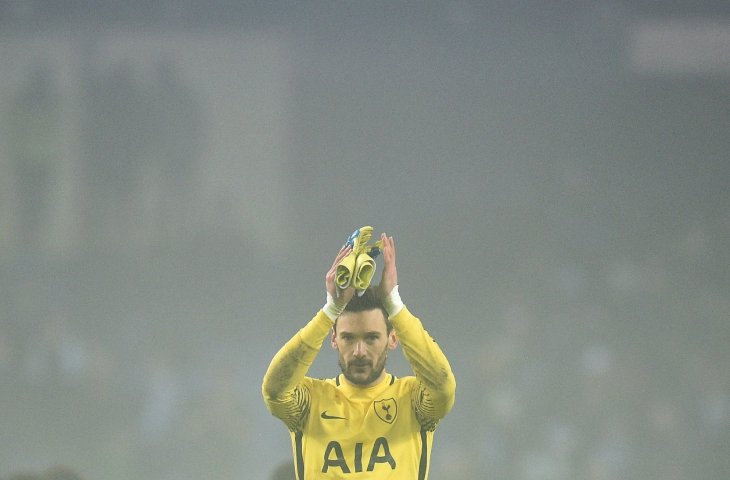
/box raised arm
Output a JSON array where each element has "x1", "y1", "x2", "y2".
[
  {"x1": 378, "y1": 233, "x2": 456, "y2": 429},
  {"x1": 261, "y1": 246, "x2": 356, "y2": 430}
]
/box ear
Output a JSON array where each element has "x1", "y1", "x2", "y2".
[
  {"x1": 330, "y1": 327, "x2": 338, "y2": 350},
  {"x1": 387, "y1": 330, "x2": 398, "y2": 351}
]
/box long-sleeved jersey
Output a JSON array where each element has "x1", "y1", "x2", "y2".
[{"x1": 262, "y1": 306, "x2": 456, "y2": 479}]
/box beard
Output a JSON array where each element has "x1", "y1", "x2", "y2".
[{"x1": 338, "y1": 348, "x2": 388, "y2": 386}]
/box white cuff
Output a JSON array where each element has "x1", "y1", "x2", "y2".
[
  {"x1": 322, "y1": 291, "x2": 345, "y2": 321},
  {"x1": 383, "y1": 285, "x2": 404, "y2": 318}
]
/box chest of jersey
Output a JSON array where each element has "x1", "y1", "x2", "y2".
[{"x1": 296, "y1": 375, "x2": 430, "y2": 478}]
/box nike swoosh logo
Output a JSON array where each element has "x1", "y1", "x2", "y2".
[{"x1": 321, "y1": 411, "x2": 347, "y2": 420}]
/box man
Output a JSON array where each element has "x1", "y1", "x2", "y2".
[{"x1": 262, "y1": 232, "x2": 456, "y2": 479}]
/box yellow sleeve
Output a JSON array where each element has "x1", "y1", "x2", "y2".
[
  {"x1": 261, "y1": 310, "x2": 333, "y2": 431},
  {"x1": 389, "y1": 306, "x2": 456, "y2": 430}
]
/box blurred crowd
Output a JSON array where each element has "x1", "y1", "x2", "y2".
[{"x1": 0, "y1": 55, "x2": 268, "y2": 479}]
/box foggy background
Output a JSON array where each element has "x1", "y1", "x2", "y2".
[{"x1": 1, "y1": 1, "x2": 729, "y2": 479}]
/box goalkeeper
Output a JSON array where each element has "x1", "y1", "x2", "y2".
[{"x1": 262, "y1": 230, "x2": 456, "y2": 479}]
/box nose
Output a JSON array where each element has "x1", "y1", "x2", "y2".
[{"x1": 353, "y1": 341, "x2": 366, "y2": 357}]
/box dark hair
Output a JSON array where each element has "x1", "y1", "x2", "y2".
[{"x1": 336, "y1": 286, "x2": 393, "y2": 333}]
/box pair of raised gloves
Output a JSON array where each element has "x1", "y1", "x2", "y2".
[
  {"x1": 323, "y1": 226, "x2": 403, "y2": 321},
  {"x1": 335, "y1": 226, "x2": 382, "y2": 292}
]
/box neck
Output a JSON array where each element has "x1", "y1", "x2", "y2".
[{"x1": 342, "y1": 370, "x2": 388, "y2": 389}]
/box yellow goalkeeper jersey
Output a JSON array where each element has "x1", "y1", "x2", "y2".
[{"x1": 262, "y1": 307, "x2": 456, "y2": 479}]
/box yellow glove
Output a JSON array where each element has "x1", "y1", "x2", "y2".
[
  {"x1": 352, "y1": 252, "x2": 376, "y2": 291},
  {"x1": 335, "y1": 226, "x2": 383, "y2": 292},
  {"x1": 335, "y1": 250, "x2": 357, "y2": 289}
]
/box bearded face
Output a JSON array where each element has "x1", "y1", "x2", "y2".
[
  {"x1": 332, "y1": 309, "x2": 398, "y2": 388},
  {"x1": 338, "y1": 341, "x2": 389, "y2": 386}
]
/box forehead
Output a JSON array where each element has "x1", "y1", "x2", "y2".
[{"x1": 337, "y1": 309, "x2": 388, "y2": 334}]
